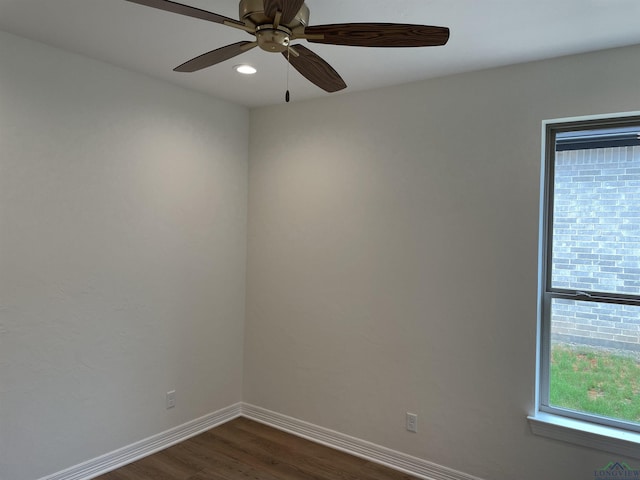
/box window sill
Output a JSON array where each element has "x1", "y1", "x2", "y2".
[{"x1": 528, "y1": 412, "x2": 640, "y2": 459}]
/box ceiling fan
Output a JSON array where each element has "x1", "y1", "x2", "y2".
[{"x1": 125, "y1": 0, "x2": 450, "y2": 94}]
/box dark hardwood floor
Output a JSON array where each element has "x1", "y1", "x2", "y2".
[{"x1": 95, "y1": 417, "x2": 418, "y2": 480}]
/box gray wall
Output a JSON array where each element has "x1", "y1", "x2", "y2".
[
  {"x1": 0, "y1": 31, "x2": 248, "y2": 480},
  {"x1": 245, "y1": 45, "x2": 640, "y2": 480}
]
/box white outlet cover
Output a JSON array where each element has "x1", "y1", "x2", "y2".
[
  {"x1": 406, "y1": 413, "x2": 418, "y2": 433},
  {"x1": 166, "y1": 390, "x2": 176, "y2": 409}
]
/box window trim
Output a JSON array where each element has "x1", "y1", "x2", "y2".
[
  {"x1": 528, "y1": 412, "x2": 640, "y2": 459},
  {"x1": 531, "y1": 111, "x2": 640, "y2": 457}
]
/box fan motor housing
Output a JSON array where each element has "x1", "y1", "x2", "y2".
[{"x1": 255, "y1": 25, "x2": 291, "y2": 52}]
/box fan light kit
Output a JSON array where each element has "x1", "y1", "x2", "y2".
[
  {"x1": 234, "y1": 64, "x2": 257, "y2": 74},
  {"x1": 125, "y1": 0, "x2": 450, "y2": 97}
]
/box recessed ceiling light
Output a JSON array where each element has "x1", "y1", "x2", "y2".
[{"x1": 233, "y1": 64, "x2": 257, "y2": 75}]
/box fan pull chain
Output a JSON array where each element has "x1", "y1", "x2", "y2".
[{"x1": 285, "y1": 47, "x2": 291, "y2": 103}]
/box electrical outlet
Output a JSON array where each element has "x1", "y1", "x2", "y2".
[
  {"x1": 406, "y1": 412, "x2": 418, "y2": 433},
  {"x1": 166, "y1": 390, "x2": 176, "y2": 409}
]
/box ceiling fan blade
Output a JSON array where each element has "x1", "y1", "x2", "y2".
[
  {"x1": 125, "y1": 0, "x2": 245, "y2": 28},
  {"x1": 283, "y1": 45, "x2": 346, "y2": 93},
  {"x1": 264, "y1": 0, "x2": 305, "y2": 24},
  {"x1": 305, "y1": 23, "x2": 450, "y2": 47},
  {"x1": 174, "y1": 41, "x2": 257, "y2": 72}
]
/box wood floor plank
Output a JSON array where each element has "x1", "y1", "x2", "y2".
[
  {"x1": 210, "y1": 422, "x2": 363, "y2": 480},
  {"x1": 96, "y1": 470, "x2": 136, "y2": 480},
  {"x1": 229, "y1": 418, "x2": 415, "y2": 480},
  {"x1": 95, "y1": 418, "x2": 418, "y2": 480},
  {"x1": 201, "y1": 432, "x2": 321, "y2": 480},
  {"x1": 361, "y1": 462, "x2": 418, "y2": 480},
  {"x1": 172, "y1": 436, "x2": 285, "y2": 480},
  {"x1": 231, "y1": 418, "x2": 370, "y2": 468}
]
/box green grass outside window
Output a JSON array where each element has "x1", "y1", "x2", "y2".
[{"x1": 550, "y1": 345, "x2": 640, "y2": 424}]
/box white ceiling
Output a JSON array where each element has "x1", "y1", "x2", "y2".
[{"x1": 0, "y1": 0, "x2": 639, "y2": 108}]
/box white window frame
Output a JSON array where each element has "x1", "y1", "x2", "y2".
[{"x1": 529, "y1": 111, "x2": 640, "y2": 458}]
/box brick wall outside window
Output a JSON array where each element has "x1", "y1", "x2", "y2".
[{"x1": 551, "y1": 146, "x2": 640, "y2": 352}]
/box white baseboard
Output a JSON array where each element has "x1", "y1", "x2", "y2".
[
  {"x1": 39, "y1": 402, "x2": 242, "y2": 480},
  {"x1": 240, "y1": 403, "x2": 484, "y2": 480},
  {"x1": 39, "y1": 402, "x2": 483, "y2": 480}
]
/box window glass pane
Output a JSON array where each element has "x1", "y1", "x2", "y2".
[
  {"x1": 549, "y1": 298, "x2": 640, "y2": 424},
  {"x1": 551, "y1": 138, "x2": 640, "y2": 295}
]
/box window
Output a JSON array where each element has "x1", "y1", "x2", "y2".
[{"x1": 539, "y1": 114, "x2": 640, "y2": 437}]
